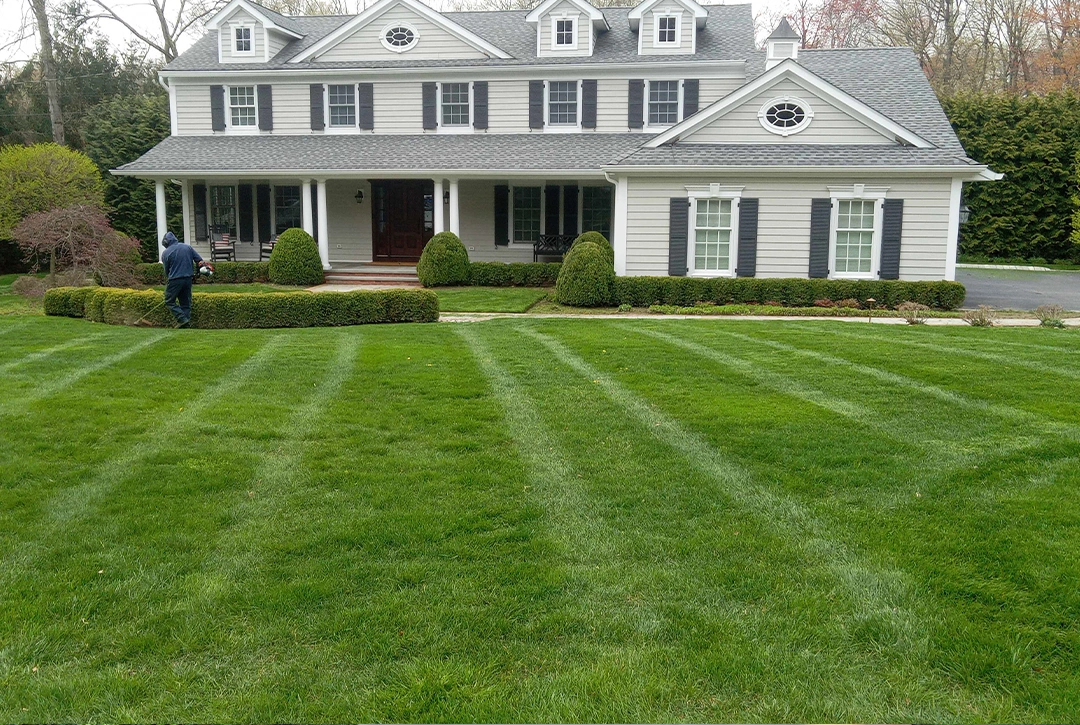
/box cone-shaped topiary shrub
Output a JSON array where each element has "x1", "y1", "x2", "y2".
[
  {"x1": 417, "y1": 231, "x2": 470, "y2": 287},
  {"x1": 269, "y1": 228, "x2": 324, "y2": 286},
  {"x1": 570, "y1": 231, "x2": 614, "y2": 266},
  {"x1": 555, "y1": 240, "x2": 615, "y2": 306}
]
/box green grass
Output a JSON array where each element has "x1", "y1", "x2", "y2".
[
  {"x1": 434, "y1": 286, "x2": 549, "y2": 312},
  {"x1": 1, "y1": 313, "x2": 1079, "y2": 721}
]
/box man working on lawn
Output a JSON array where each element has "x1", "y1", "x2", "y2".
[{"x1": 160, "y1": 231, "x2": 207, "y2": 327}]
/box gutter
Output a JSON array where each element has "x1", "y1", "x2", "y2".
[{"x1": 600, "y1": 163, "x2": 1004, "y2": 181}]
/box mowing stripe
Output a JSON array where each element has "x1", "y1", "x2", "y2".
[
  {"x1": 522, "y1": 326, "x2": 927, "y2": 655},
  {"x1": 0, "y1": 333, "x2": 105, "y2": 372},
  {"x1": 824, "y1": 327, "x2": 1080, "y2": 382},
  {"x1": 0, "y1": 321, "x2": 29, "y2": 338},
  {"x1": 194, "y1": 331, "x2": 360, "y2": 595},
  {"x1": 0, "y1": 332, "x2": 171, "y2": 419}
]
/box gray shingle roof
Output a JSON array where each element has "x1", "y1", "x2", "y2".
[
  {"x1": 612, "y1": 143, "x2": 980, "y2": 167},
  {"x1": 114, "y1": 133, "x2": 652, "y2": 173},
  {"x1": 767, "y1": 18, "x2": 800, "y2": 40},
  {"x1": 164, "y1": 4, "x2": 756, "y2": 71}
]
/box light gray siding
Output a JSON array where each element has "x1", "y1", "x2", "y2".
[
  {"x1": 174, "y1": 84, "x2": 212, "y2": 134},
  {"x1": 372, "y1": 81, "x2": 425, "y2": 133},
  {"x1": 638, "y1": 11, "x2": 694, "y2": 55},
  {"x1": 316, "y1": 5, "x2": 487, "y2": 62},
  {"x1": 684, "y1": 79, "x2": 895, "y2": 144},
  {"x1": 457, "y1": 180, "x2": 534, "y2": 261},
  {"x1": 623, "y1": 175, "x2": 953, "y2": 280},
  {"x1": 537, "y1": 1, "x2": 593, "y2": 57},
  {"x1": 698, "y1": 77, "x2": 741, "y2": 107},
  {"x1": 218, "y1": 8, "x2": 264, "y2": 63},
  {"x1": 488, "y1": 80, "x2": 530, "y2": 132},
  {"x1": 327, "y1": 179, "x2": 373, "y2": 264},
  {"x1": 266, "y1": 29, "x2": 290, "y2": 60},
  {"x1": 272, "y1": 84, "x2": 311, "y2": 133}
]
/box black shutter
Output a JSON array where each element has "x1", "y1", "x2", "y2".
[
  {"x1": 310, "y1": 183, "x2": 318, "y2": 242},
  {"x1": 736, "y1": 198, "x2": 758, "y2": 277},
  {"x1": 473, "y1": 81, "x2": 488, "y2": 130},
  {"x1": 358, "y1": 83, "x2": 374, "y2": 130},
  {"x1": 210, "y1": 85, "x2": 225, "y2": 131},
  {"x1": 256, "y1": 184, "x2": 271, "y2": 241},
  {"x1": 563, "y1": 185, "x2": 578, "y2": 236},
  {"x1": 628, "y1": 79, "x2": 645, "y2": 129},
  {"x1": 529, "y1": 80, "x2": 544, "y2": 129},
  {"x1": 545, "y1": 185, "x2": 560, "y2": 235},
  {"x1": 257, "y1": 84, "x2": 273, "y2": 130},
  {"x1": 193, "y1": 183, "x2": 208, "y2": 242},
  {"x1": 494, "y1": 185, "x2": 509, "y2": 246},
  {"x1": 668, "y1": 197, "x2": 688, "y2": 276},
  {"x1": 683, "y1": 79, "x2": 699, "y2": 118},
  {"x1": 581, "y1": 79, "x2": 597, "y2": 129},
  {"x1": 422, "y1": 82, "x2": 437, "y2": 130},
  {"x1": 310, "y1": 84, "x2": 324, "y2": 130},
  {"x1": 880, "y1": 198, "x2": 903, "y2": 279},
  {"x1": 238, "y1": 184, "x2": 254, "y2": 244},
  {"x1": 809, "y1": 198, "x2": 832, "y2": 278}
]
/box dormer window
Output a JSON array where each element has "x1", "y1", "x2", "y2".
[
  {"x1": 552, "y1": 16, "x2": 577, "y2": 49},
  {"x1": 656, "y1": 15, "x2": 678, "y2": 44},
  {"x1": 233, "y1": 25, "x2": 254, "y2": 55}
]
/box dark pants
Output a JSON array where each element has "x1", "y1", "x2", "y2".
[{"x1": 165, "y1": 276, "x2": 193, "y2": 323}]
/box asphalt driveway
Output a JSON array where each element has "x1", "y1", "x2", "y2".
[{"x1": 957, "y1": 267, "x2": 1080, "y2": 310}]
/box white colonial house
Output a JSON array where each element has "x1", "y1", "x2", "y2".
[{"x1": 117, "y1": 0, "x2": 999, "y2": 281}]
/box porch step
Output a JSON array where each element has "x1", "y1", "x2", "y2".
[{"x1": 324, "y1": 265, "x2": 421, "y2": 286}]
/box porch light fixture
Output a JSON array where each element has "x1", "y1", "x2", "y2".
[
  {"x1": 958, "y1": 203, "x2": 971, "y2": 224},
  {"x1": 354, "y1": 189, "x2": 365, "y2": 204},
  {"x1": 443, "y1": 191, "x2": 450, "y2": 204}
]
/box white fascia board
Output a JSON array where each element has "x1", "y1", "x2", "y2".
[
  {"x1": 526, "y1": 0, "x2": 608, "y2": 29},
  {"x1": 600, "y1": 163, "x2": 999, "y2": 180},
  {"x1": 291, "y1": 0, "x2": 511, "y2": 62},
  {"x1": 645, "y1": 59, "x2": 933, "y2": 149},
  {"x1": 113, "y1": 168, "x2": 610, "y2": 179},
  {"x1": 205, "y1": 0, "x2": 303, "y2": 39},
  {"x1": 628, "y1": 0, "x2": 707, "y2": 30}
]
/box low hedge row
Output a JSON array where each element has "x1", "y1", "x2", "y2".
[
  {"x1": 612, "y1": 277, "x2": 966, "y2": 310},
  {"x1": 136, "y1": 261, "x2": 271, "y2": 286},
  {"x1": 44, "y1": 286, "x2": 438, "y2": 328},
  {"x1": 467, "y1": 262, "x2": 561, "y2": 287},
  {"x1": 647, "y1": 304, "x2": 961, "y2": 317}
]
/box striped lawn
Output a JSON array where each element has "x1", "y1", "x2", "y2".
[{"x1": 0, "y1": 315, "x2": 1078, "y2": 722}]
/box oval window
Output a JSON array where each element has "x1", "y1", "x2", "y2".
[
  {"x1": 383, "y1": 24, "x2": 417, "y2": 51},
  {"x1": 758, "y1": 97, "x2": 813, "y2": 136}
]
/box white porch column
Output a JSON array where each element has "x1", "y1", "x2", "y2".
[
  {"x1": 612, "y1": 175, "x2": 629, "y2": 276},
  {"x1": 316, "y1": 178, "x2": 330, "y2": 270},
  {"x1": 301, "y1": 178, "x2": 314, "y2": 238},
  {"x1": 945, "y1": 177, "x2": 962, "y2": 281},
  {"x1": 155, "y1": 179, "x2": 167, "y2": 261},
  {"x1": 448, "y1": 178, "x2": 460, "y2": 236},
  {"x1": 180, "y1": 180, "x2": 192, "y2": 245},
  {"x1": 433, "y1": 178, "x2": 444, "y2": 233}
]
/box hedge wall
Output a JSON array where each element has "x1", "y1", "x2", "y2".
[
  {"x1": 136, "y1": 261, "x2": 271, "y2": 286},
  {"x1": 944, "y1": 93, "x2": 1080, "y2": 262},
  {"x1": 610, "y1": 277, "x2": 965, "y2": 310},
  {"x1": 44, "y1": 286, "x2": 438, "y2": 327},
  {"x1": 467, "y1": 262, "x2": 561, "y2": 287}
]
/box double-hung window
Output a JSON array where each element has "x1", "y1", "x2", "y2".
[
  {"x1": 833, "y1": 199, "x2": 878, "y2": 276},
  {"x1": 687, "y1": 187, "x2": 741, "y2": 276},
  {"x1": 582, "y1": 186, "x2": 613, "y2": 240},
  {"x1": 234, "y1": 26, "x2": 253, "y2": 53},
  {"x1": 274, "y1": 186, "x2": 301, "y2": 236},
  {"x1": 328, "y1": 84, "x2": 356, "y2": 127},
  {"x1": 441, "y1": 82, "x2": 470, "y2": 127},
  {"x1": 554, "y1": 17, "x2": 576, "y2": 48},
  {"x1": 209, "y1": 186, "x2": 237, "y2": 238},
  {"x1": 547, "y1": 81, "x2": 578, "y2": 126},
  {"x1": 512, "y1": 186, "x2": 542, "y2": 243},
  {"x1": 656, "y1": 15, "x2": 678, "y2": 44},
  {"x1": 648, "y1": 80, "x2": 680, "y2": 126},
  {"x1": 229, "y1": 86, "x2": 256, "y2": 127}
]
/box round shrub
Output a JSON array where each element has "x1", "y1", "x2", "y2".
[
  {"x1": 570, "y1": 231, "x2": 614, "y2": 266},
  {"x1": 417, "y1": 232, "x2": 470, "y2": 287},
  {"x1": 269, "y1": 228, "x2": 324, "y2": 286},
  {"x1": 555, "y1": 241, "x2": 615, "y2": 307}
]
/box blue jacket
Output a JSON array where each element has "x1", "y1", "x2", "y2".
[{"x1": 161, "y1": 232, "x2": 203, "y2": 280}]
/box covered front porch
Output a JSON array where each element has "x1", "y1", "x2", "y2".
[{"x1": 151, "y1": 175, "x2": 615, "y2": 270}]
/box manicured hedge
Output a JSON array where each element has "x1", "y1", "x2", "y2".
[
  {"x1": 569, "y1": 231, "x2": 614, "y2": 266},
  {"x1": 417, "y1": 232, "x2": 470, "y2": 286},
  {"x1": 269, "y1": 228, "x2": 324, "y2": 286},
  {"x1": 555, "y1": 241, "x2": 615, "y2": 307},
  {"x1": 136, "y1": 261, "x2": 271, "y2": 286},
  {"x1": 44, "y1": 286, "x2": 439, "y2": 327},
  {"x1": 610, "y1": 277, "x2": 966, "y2": 310},
  {"x1": 467, "y1": 261, "x2": 561, "y2": 287}
]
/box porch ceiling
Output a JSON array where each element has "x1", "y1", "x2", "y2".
[{"x1": 114, "y1": 133, "x2": 651, "y2": 178}]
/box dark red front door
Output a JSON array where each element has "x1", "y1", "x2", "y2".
[{"x1": 371, "y1": 180, "x2": 434, "y2": 261}]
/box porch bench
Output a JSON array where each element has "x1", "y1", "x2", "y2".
[{"x1": 534, "y1": 234, "x2": 576, "y2": 262}]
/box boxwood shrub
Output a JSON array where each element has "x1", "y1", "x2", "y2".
[
  {"x1": 136, "y1": 261, "x2": 270, "y2": 286},
  {"x1": 569, "y1": 231, "x2": 614, "y2": 266},
  {"x1": 467, "y1": 261, "x2": 560, "y2": 287},
  {"x1": 555, "y1": 241, "x2": 615, "y2": 306},
  {"x1": 43, "y1": 286, "x2": 438, "y2": 327},
  {"x1": 610, "y1": 277, "x2": 965, "y2": 310},
  {"x1": 269, "y1": 228, "x2": 324, "y2": 286},
  {"x1": 417, "y1": 232, "x2": 470, "y2": 286}
]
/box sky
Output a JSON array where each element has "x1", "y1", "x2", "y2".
[{"x1": 0, "y1": 0, "x2": 791, "y2": 66}]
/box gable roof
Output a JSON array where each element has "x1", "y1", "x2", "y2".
[
  {"x1": 526, "y1": 0, "x2": 610, "y2": 30},
  {"x1": 627, "y1": 0, "x2": 709, "y2": 30},
  {"x1": 204, "y1": 0, "x2": 304, "y2": 39},
  {"x1": 290, "y1": 0, "x2": 513, "y2": 62},
  {"x1": 647, "y1": 58, "x2": 933, "y2": 148}
]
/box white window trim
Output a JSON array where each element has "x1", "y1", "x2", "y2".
[
  {"x1": 550, "y1": 14, "x2": 579, "y2": 50},
  {"x1": 322, "y1": 83, "x2": 360, "y2": 134},
  {"x1": 686, "y1": 184, "x2": 743, "y2": 278},
  {"x1": 231, "y1": 23, "x2": 256, "y2": 56},
  {"x1": 436, "y1": 81, "x2": 474, "y2": 134},
  {"x1": 225, "y1": 84, "x2": 259, "y2": 134},
  {"x1": 644, "y1": 78, "x2": 683, "y2": 130},
  {"x1": 508, "y1": 184, "x2": 545, "y2": 246},
  {"x1": 827, "y1": 184, "x2": 888, "y2": 280},
  {"x1": 758, "y1": 96, "x2": 814, "y2": 137},
  {"x1": 544, "y1": 79, "x2": 583, "y2": 132},
  {"x1": 653, "y1": 11, "x2": 681, "y2": 47},
  {"x1": 380, "y1": 21, "x2": 420, "y2": 53}
]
